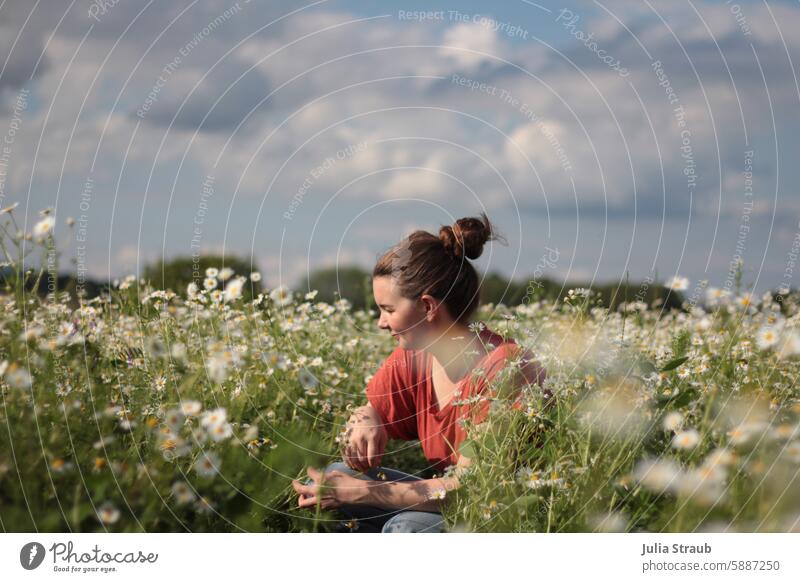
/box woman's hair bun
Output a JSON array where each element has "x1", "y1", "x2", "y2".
[{"x1": 439, "y1": 212, "x2": 498, "y2": 260}]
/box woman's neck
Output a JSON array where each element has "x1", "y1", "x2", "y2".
[{"x1": 425, "y1": 322, "x2": 489, "y2": 383}]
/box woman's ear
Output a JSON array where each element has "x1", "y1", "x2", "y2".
[{"x1": 419, "y1": 294, "x2": 441, "y2": 322}]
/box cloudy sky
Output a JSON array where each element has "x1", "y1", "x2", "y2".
[{"x1": 1, "y1": 0, "x2": 798, "y2": 295}]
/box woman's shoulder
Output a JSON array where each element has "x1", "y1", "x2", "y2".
[
  {"x1": 478, "y1": 326, "x2": 518, "y2": 355},
  {"x1": 382, "y1": 345, "x2": 424, "y2": 380},
  {"x1": 479, "y1": 327, "x2": 546, "y2": 386}
]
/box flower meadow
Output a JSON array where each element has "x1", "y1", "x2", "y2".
[{"x1": 1, "y1": 209, "x2": 800, "y2": 532}]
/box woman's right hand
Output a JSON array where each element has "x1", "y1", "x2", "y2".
[{"x1": 342, "y1": 405, "x2": 388, "y2": 472}]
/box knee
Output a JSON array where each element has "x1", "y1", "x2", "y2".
[{"x1": 381, "y1": 512, "x2": 445, "y2": 533}]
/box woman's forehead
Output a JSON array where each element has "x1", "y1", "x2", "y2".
[{"x1": 373, "y1": 275, "x2": 403, "y2": 299}]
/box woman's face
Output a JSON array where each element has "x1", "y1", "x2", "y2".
[{"x1": 372, "y1": 276, "x2": 435, "y2": 350}]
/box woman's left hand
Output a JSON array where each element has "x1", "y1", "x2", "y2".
[{"x1": 291, "y1": 467, "x2": 370, "y2": 510}]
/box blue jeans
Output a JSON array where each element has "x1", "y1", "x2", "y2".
[{"x1": 303, "y1": 461, "x2": 446, "y2": 533}]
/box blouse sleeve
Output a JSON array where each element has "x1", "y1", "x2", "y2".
[
  {"x1": 474, "y1": 344, "x2": 549, "y2": 418},
  {"x1": 365, "y1": 347, "x2": 419, "y2": 440}
]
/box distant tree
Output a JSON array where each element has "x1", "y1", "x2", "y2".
[
  {"x1": 143, "y1": 255, "x2": 262, "y2": 299},
  {"x1": 480, "y1": 272, "x2": 528, "y2": 306},
  {"x1": 302, "y1": 266, "x2": 371, "y2": 311}
]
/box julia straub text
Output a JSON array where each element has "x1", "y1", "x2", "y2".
[{"x1": 641, "y1": 542, "x2": 711, "y2": 556}]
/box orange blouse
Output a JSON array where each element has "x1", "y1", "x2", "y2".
[{"x1": 365, "y1": 326, "x2": 547, "y2": 471}]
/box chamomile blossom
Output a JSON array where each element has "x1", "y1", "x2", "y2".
[
  {"x1": 756, "y1": 326, "x2": 780, "y2": 350},
  {"x1": 201, "y1": 407, "x2": 227, "y2": 429},
  {"x1": 672, "y1": 428, "x2": 701, "y2": 450},
  {"x1": 193, "y1": 451, "x2": 221, "y2": 478},
  {"x1": 96, "y1": 502, "x2": 120, "y2": 525},
  {"x1": 663, "y1": 411, "x2": 684, "y2": 432},
  {"x1": 269, "y1": 286, "x2": 293, "y2": 307},
  {"x1": 33, "y1": 216, "x2": 55, "y2": 241},
  {"x1": 171, "y1": 481, "x2": 196, "y2": 505},
  {"x1": 666, "y1": 276, "x2": 689, "y2": 291},
  {"x1": 223, "y1": 276, "x2": 245, "y2": 302}
]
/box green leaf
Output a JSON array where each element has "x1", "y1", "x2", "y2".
[
  {"x1": 660, "y1": 356, "x2": 689, "y2": 373},
  {"x1": 637, "y1": 359, "x2": 658, "y2": 375},
  {"x1": 459, "y1": 439, "x2": 478, "y2": 459}
]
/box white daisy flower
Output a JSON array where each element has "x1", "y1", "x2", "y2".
[
  {"x1": 705, "y1": 287, "x2": 731, "y2": 305},
  {"x1": 205, "y1": 267, "x2": 219, "y2": 278},
  {"x1": 201, "y1": 407, "x2": 227, "y2": 429},
  {"x1": 193, "y1": 451, "x2": 221, "y2": 478},
  {"x1": 269, "y1": 286, "x2": 293, "y2": 307},
  {"x1": 223, "y1": 276, "x2": 245, "y2": 302},
  {"x1": 427, "y1": 488, "x2": 447, "y2": 500},
  {"x1": 666, "y1": 276, "x2": 689, "y2": 291},
  {"x1": 203, "y1": 277, "x2": 218, "y2": 291},
  {"x1": 515, "y1": 467, "x2": 565, "y2": 489},
  {"x1": 672, "y1": 428, "x2": 701, "y2": 450},
  {"x1": 33, "y1": 216, "x2": 55, "y2": 240},
  {"x1": 777, "y1": 330, "x2": 800, "y2": 359},
  {"x1": 96, "y1": 502, "x2": 120, "y2": 525},
  {"x1": 663, "y1": 411, "x2": 684, "y2": 432},
  {"x1": 727, "y1": 421, "x2": 769, "y2": 446},
  {"x1": 164, "y1": 408, "x2": 185, "y2": 431},
  {"x1": 180, "y1": 400, "x2": 202, "y2": 416},
  {"x1": 590, "y1": 510, "x2": 628, "y2": 533},
  {"x1": 218, "y1": 267, "x2": 234, "y2": 281},
  {"x1": 756, "y1": 326, "x2": 780, "y2": 350},
  {"x1": 784, "y1": 441, "x2": 800, "y2": 463},
  {"x1": 702, "y1": 447, "x2": 736, "y2": 469},
  {"x1": 208, "y1": 421, "x2": 233, "y2": 442},
  {"x1": 736, "y1": 293, "x2": 759, "y2": 312},
  {"x1": 250, "y1": 271, "x2": 261, "y2": 282},
  {"x1": 171, "y1": 343, "x2": 187, "y2": 362},
  {"x1": 4, "y1": 363, "x2": 32, "y2": 390},
  {"x1": 675, "y1": 465, "x2": 726, "y2": 506},
  {"x1": 632, "y1": 458, "x2": 681, "y2": 494},
  {"x1": 186, "y1": 282, "x2": 199, "y2": 298},
  {"x1": 171, "y1": 481, "x2": 196, "y2": 505}
]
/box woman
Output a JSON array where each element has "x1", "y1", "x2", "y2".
[{"x1": 291, "y1": 213, "x2": 549, "y2": 532}]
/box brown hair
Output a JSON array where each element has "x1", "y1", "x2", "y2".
[{"x1": 372, "y1": 213, "x2": 505, "y2": 323}]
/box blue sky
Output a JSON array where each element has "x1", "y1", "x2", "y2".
[{"x1": 1, "y1": 0, "x2": 798, "y2": 295}]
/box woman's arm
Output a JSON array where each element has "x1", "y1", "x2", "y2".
[{"x1": 361, "y1": 454, "x2": 471, "y2": 512}]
